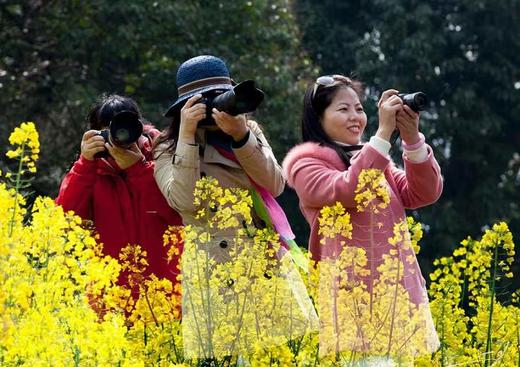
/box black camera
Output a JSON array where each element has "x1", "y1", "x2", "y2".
[
  {"x1": 398, "y1": 92, "x2": 428, "y2": 112},
  {"x1": 94, "y1": 110, "x2": 143, "y2": 158},
  {"x1": 198, "y1": 80, "x2": 264, "y2": 126}
]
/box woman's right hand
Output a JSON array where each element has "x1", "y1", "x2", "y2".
[
  {"x1": 376, "y1": 89, "x2": 403, "y2": 141},
  {"x1": 178, "y1": 94, "x2": 206, "y2": 144},
  {"x1": 80, "y1": 130, "x2": 106, "y2": 160}
]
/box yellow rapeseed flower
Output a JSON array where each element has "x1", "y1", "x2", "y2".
[
  {"x1": 354, "y1": 168, "x2": 390, "y2": 213},
  {"x1": 6, "y1": 122, "x2": 40, "y2": 165}
]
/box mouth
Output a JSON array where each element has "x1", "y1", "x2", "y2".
[{"x1": 347, "y1": 126, "x2": 361, "y2": 134}]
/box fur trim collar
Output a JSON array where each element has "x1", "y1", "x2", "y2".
[{"x1": 282, "y1": 142, "x2": 346, "y2": 187}]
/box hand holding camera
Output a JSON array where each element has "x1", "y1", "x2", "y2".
[
  {"x1": 377, "y1": 89, "x2": 401, "y2": 141},
  {"x1": 106, "y1": 142, "x2": 144, "y2": 170},
  {"x1": 212, "y1": 108, "x2": 248, "y2": 142},
  {"x1": 81, "y1": 110, "x2": 145, "y2": 168},
  {"x1": 396, "y1": 91, "x2": 427, "y2": 144},
  {"x1": 92, "y1": 110, "x2": 143, "y2": 159},
  {"x1": 396, "y1": 105, "x2": 421, "y2": 145},
  {"x1": 377, "y1": 89, "x2": 428, "y2": 143},
  {"x1": 81, "y1": 130, "x2": 107, "y2": 161},
  {"x1": 179, "y1": 94, "x2": 206, "y2": 144},
  {"x1": 178, "y1": 80, "x2": 264, "y2": 144}
]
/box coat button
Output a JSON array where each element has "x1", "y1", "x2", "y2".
[{"x1": 219, "y1": 240, "x2": 228, "y2": 248}]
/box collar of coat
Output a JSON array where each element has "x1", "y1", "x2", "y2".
[{"x1": 193, "y1": 128, "x2": 242, "y2": 169}]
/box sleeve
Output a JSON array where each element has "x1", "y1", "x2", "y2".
[
  {"x1": 368, "y1": 135, "x2": 391, "y2": 156},
  {"x1": 289, "y1": 144, "x2": 391, "y2": 209},
  {"x1": 154, "y1": 142, "x2": 201, "y2": 214},
  {"x1": 55, "y1": 155, "x2": 97, "y2": 219},
  {"x1": 391, "y1": 145, "x2": 443, "y2": 209},
  {"x1": 403, "y1": 144, "x2": 428, "y2": 163},
  {"x1": 232, "y1": 120, "x2": 285, "y2": 197}
]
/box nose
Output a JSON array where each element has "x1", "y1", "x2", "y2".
[{"x1": 348, "y1": 112, "x2": 359, "y2": 121}]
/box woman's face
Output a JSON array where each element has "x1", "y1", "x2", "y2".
[{"x1": 321, "y1": 87, "x2": 367, "y2": 145}]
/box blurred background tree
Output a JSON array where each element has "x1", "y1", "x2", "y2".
[
  {"x1": 0, "y1": 0, "x2": 315, "y2": 192},
  {"x1": 1, "y1": 0, "x2": 518, "y2": 286}
]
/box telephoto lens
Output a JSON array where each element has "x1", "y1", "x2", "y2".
[
  {"x1": 197, "y1": 80, "x2": 265, "y2": 126},
  {"x1": 397, "y1": 92, "x2": 428, "y2": 112},
  {"x1": 109, "y1": 110, "x2": 143, "y2": 146},
  {"x1": 211, "y1": 80, "x2": 264, "y2": 116}
]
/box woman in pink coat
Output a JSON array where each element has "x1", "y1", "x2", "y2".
[{"x1": 283, "y1": 75, "x2": 442, "y2": 363}]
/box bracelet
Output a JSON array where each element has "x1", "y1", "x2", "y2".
[
  {"x1": 232, "y1": 130, "x2": 250, "y2": 149},
  {"x1": 402, "y1": 133, "x2": 425, "y2": 151}
]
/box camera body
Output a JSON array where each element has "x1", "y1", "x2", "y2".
[
  {"x1": 94, "y1": 110, "x2": 143, "y2": 158},
  {"x1": 197, "y1": 80, "x2": 264, "y2": 126},
  {"x1": 397, "y1": 92, "x2": 428, "y2": 112}
]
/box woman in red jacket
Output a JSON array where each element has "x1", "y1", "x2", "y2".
[{"x1": 56, "y1": 95, "x2": 183, "y2": 294}]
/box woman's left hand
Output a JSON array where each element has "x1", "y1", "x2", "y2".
[
  {"x1": 212, "y1": 108, "x2": 249, "y2": 142},
  {"x1": 396, "y1": 105, "x2": 421, "y2": 145},
  {"x1": 107, "y1": 143, "x2": 144, "y2": 170}
]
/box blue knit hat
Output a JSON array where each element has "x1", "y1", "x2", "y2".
[{"x1": 164, "y1": 55, "x2": 234, "y2": 117}]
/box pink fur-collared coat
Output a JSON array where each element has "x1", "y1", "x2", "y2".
[{"x1": 283, "y1": 142, "x2": 443, "y2": 356}]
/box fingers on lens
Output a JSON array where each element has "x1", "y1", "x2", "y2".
[
  {"x1": 84, "y1": 130, "x2": 101, "y2": 139},
  {"x1": 184, "y1": 94, "x2": 202, "y2": 109},
  {"x1": 89, "y1": 143, "x2": 105, "y2": 152}
]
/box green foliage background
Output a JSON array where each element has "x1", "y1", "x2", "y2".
[{"x1": 1, "y1": 0, "x2": 519, "y2": 286}]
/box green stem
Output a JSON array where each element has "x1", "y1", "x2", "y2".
[
  {"x1": 484, "y1": 243, "x2": 499, "y2": 367},
  {"x1": 143, "y1": 286, "x2": 160, "y2": 327},
  {"x1": 440, "y1": 297, "x2": 446, "y2": 367},
  {"x1": 187, "y1": 248, "x2": 208, "y2": 358},
  {"x1": 8, "y1": 141, "x2": 26, "y2": 237},
  {"x1": 203, "y1": 237, "x2": 214, "y2": 358},
  {"x1": 386, "y1": 252, "x2": 401, "y2": 356},
  {"x1": 369, "y1": 211, "x2": 375, "y2": 319},
  {"x1": 516, "y1": 302, "x2": 520, "y2": 367},
  {"x1": 228, "y1": 260, "x2": 254, "y2": 356},
  {"x1": 459, "y1": 245, "x2": 471, "y2": 308},
  {"x1": 332, "y1": 278, "x2": 340, "y2": 356}
]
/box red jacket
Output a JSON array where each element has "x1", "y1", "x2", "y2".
[{"x1": 56, "y1": 126, "x2": 183, "y2": 289}]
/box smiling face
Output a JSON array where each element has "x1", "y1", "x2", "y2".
[{"x1": 321, "y1": 86, "x2": 367, "y2": 145}]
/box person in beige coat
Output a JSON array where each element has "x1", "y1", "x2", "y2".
[{"x1": 153, "y1": 55, "x2": 317, "y2": 361}]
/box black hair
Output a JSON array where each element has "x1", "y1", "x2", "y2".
[
  {"x1": 153, "y1": 109, "x2": 181, "y2": 155},
  {"x1": 301, "y1": 75, "x2": 364, "y2": 168},
  {"x1": 87, "y1": 94, "x2": 142, "y2": 130}
]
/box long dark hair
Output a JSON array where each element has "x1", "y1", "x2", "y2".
[
  {"x1": 301, "y1": 75, "x2": 364, "y2": 168},
  {"x1": 87, "y1": 94, "x2": 143, "y2": 130},
  {"x1": 153, "y1": 109, "x2": 181, "y2": 156}
]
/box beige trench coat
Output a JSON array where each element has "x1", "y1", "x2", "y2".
[
  {"x1": 154, "y1": 120, "x2": 285, "y2": 262},
  {"x1": 154, "y1": 121, "x2": 318, "y2": 358}
]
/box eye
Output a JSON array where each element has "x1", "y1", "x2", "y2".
[{"x1": 357, "y1": 107, "x2": 364, "y2": 112}]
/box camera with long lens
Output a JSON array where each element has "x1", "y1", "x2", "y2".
[
  {"x1": 397, "y1": 92, "x2": 429, "y2": 112},
  {"x1": 94, "y1": 110, "x2": 144, "y2": 158},
  {"x1": 197, "y1": 80, "x2": 265, "y2": 126}
]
